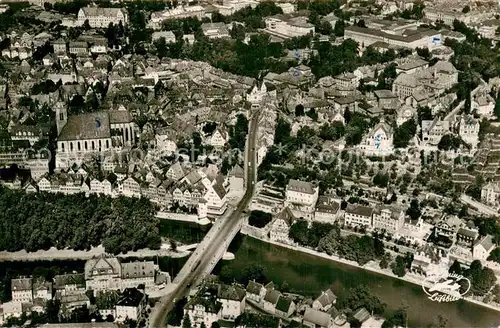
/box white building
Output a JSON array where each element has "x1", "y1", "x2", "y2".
[
  {"x1": 285, "y1": 179, "x2": 319, "y2": 207},
  {"x1": 216, "y1": 284, "x2": 246, "y2": 321},
  {"x1": 270, "y1": 207, "x2": 296, "y2": 244},
  {"x1": 201, "y1": 22, "x2": 230, "y2": 39},
  {"x1": 359, "y1": 120, "x2": 394, "y2": 154},
  {"x1": 84, "y1": 255, "x2": 157, "y2": 294},
  {"x1": 56, "y1": 106, "x2": 136, "y2": 169},
  {"x1": 481, "y1": 182, "x2": 500, "y2": 206},
  {"x1": 373, "y1": 206, "x2": 405, "y2": 233},
  {"x1": 344, "y1": 204, "x2": 373, "y2": 228},
  {"x1": 208, "y1": 127, "x2": 228, "y2": 148},
  {"x1": 457, "y1": 115, "x2": 479, "y2": 148},
  {"x1": 152, "y1": 31, "x2": 176, "y2": 43},
  {"x1": 264, "y1": 14, "x2": 314, "y2": 39},
  {"x1": 11, "y1": 278, "x2": 33, "y2": 304},
  {"x1": 184, "y1": 295, "x2": 222, "y2": 328},
  {"x1": 148, "y1": 6, "x2": 205, "y2": 30},
  {"x1": 77, "y1": 7, "x2": 128, "y2": 28},
  {"x1": 115, "y1": 288, "x2": 146, "y2": 322},
  {"x1": 204, "y1": 181, "x2": 228, "y2": 217},
  {"x1": 472, "y1": 235, "x2": 495, "y2": 260},
  {"x1": 421, "y1": 118, "x2": 450, "y2": 147},
  {"x1": 314, "y1": 195, "x2": 340, "y2": 223}
]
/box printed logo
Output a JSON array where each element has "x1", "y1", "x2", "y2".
[{"x1": 422, "y1": 273, "x2": 470, "y2": 302}]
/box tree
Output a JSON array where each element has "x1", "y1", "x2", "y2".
[
  {"x1": 230, "y1": 23, "x2": 245, "y2": 40},
  {"x1": 406, "y1": 199, "x2": 421, "y2": 220},
  {"x1": 494, "y1": 93, "x2": 500, "y2": 119},
  {"x1": 295, "y1": 104, "x2": 305, "y2": 116},
  {"x1": 241, "y1": 264, "x2": 268, "y2": 285},
  {"x1": 391, "y1": 255, "x2": 407, "y2": 277},
  {"x1": 289, "y1": 220, "x2": 310, "y2": 246},
  {"x1": 334, "y1": 20, "x2": 345, "y2": 36},
  {"x1": 393, "y1": 119, "x2": 417, "y2": 148},
  {"x1": 248, "y1": 210, "x2": 272, "y2": 228},
  {"x1": 182, "y1": 315, "x2": 192, "y2": 328},
  {"x1": 200, "y1": 323, "x2": 207, "y2": 328},
  {"x1": 438, "y1": 134, "x2": 466, "y2": 151},
  {"x1": 449, "y1": 260, "x2": 463, "y2": 275},
  {"x1": 487, "y1": 247, "x2": 500, "y2": 264},
  {"x1": 211, "y1": 322, "x2": 221, "y2": 328},
  {"x1": 373, "y1": 172, "x2": 389, "y2": 188},
  {"x1": 462, "y1": 5, "x2": 470, "y2": 13}
]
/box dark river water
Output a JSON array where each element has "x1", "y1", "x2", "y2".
[{"x1": 215, "y1": 235, "x2": 500, "y2": 328}]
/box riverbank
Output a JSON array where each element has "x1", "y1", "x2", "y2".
[
  {"x1": 242, "y1": 233, "x2": 500, "y2": 314},
  {"x1": 0, "y1": 243, "x2": 192, "y2": 262}
]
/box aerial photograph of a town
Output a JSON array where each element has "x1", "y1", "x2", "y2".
[{"x1": 1, "y1": 0, "x2": 500, "y2": 327}]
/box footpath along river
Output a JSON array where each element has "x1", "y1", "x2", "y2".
[{"x1": 215, "y1": 235, "x2": 500, "y2": 328}]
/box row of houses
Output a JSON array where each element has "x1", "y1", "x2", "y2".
[{"x1": 2, "y1": 255, "x2": 168, "y2": 324}]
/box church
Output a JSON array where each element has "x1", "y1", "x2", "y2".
[{"x1": 55, "y1": 102, "x2": 136, "y2": 169}]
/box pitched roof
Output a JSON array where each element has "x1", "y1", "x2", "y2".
[
  {"x1": 217, "y1": 284, "x2": 246, "y2": 301},
  {"x1": 314, "y1": 289, "x2": 337, "y2": 307},
  {"x1": 276, "y1": 295, "x2": 293, "y2": 313},
  {"x1": 264, "y1": 289, "x2": 281, "y2": 304},
  {"x1": 345, "y1": 204, "x2": 373, "y2": 217},
  {"x1": 474, "y1": 235, "x2": 495, "y2": 251},
  {"x1": 246, "y1": 280, "x2": 264, "y2": 295},
  {"x1": 121, "y1": 261, "x2": 155, "y2": 279},
  {"x1": 303, "y1": 307, "x2": 331, "y2": 327},
  {"x1": 287, "y1": 179, "x2": 316, "y2": 194},
  {"x1": 54, "y1": 273, "x2": 85, "y2": 289},
  {"x1": 116, "y1": 288, "x2": 145, "y2": 307},
  {"x1": 11, "y1": 277, "x2": 32, "y2": 291},
  {"x1": 58, "y1": 112, "x2": 110, "y2": 141}
]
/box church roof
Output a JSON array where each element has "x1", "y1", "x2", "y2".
[{"x1": 58, "y1": 112, "x2": 110, "y2": 141}]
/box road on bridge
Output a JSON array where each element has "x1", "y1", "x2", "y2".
[{"x1": 148, "y1": 109, "x2": 261, "y2": 328}]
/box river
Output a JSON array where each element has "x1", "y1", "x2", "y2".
[{"x1": 214, "y1": 235, "x2": 500, "y2": 328}]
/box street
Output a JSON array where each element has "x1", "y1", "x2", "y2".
[{"x1": 148, "y1": 109, "x2": 261, "y2": 328}]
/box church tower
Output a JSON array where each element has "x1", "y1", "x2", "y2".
[{"x1": 55, "y1": 101, "x2": 67, "y2": 136}]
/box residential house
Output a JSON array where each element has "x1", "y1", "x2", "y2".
[
  {"x1": 204, "y1": 180, "x2": 228, "y2": 217},
  {"x1": 481, "y1": 182, "x2": 500, "y2": 206},
  {"x1": 285, "y1": 179, "x2": 319, "y2": 208},
  {"x1": 52, "y1": 39, "x2": 67, "y2": 53},
  {"x1": 344, "y1": 204, "x2": 373, "y2": 228},
  {"x1": 246, "y1": 280, "x2": 266, "y2": 303},
  {"x1": 333, "y1": 72, "x2": 359, "y2": 95},
  {"x1": 312, "y1": 288, "x2": 337, "y2": 311},
  {"x1": 303, "y1": 307, "x2": 333, "y2": 328},
  {"x1": 122, "y1": 176, "x2": 141, "y2": 198},
  {"x1": 392, "y1": 73, "x2": 420, "y2": 100},
  {"x1": 217, "y1": 284, "x2": 246, "y2": 321},
  {"x1": 270, "y1": 207, "x2": 297, "y2": 244},
  {"x1": 152, "y1": 31, "x2": 176, "y2": 43},
  {"x1": 374, "y1": 90, "x2": 398, "y2": 109},
  {"x1": 115, "y1": 288, "x2": 146, "y2": 322},
  {"x1": 263, "y1": 288, "x2": 281, "y2": 313},
  {"x1": 69, "y1": 41, "x2": 89, "y2": 55},
  {"x1": 166, "y1": 162, "x2": 185, "y2": 181},
  {"x1": 53, "y1": 273, "x2": 86, "y2": 296},
  {"x1": 314, "y1": 195, "x2": 340, "y2": 223},
  {"x1": 275, "y1": 295, "x2": 295, "y2": 318},
  {"x1": 11, "y1": 278, "x2": 33, "y2": 304},
  {"x1": 372, "y1": 206, "x2": 405, "y2": 233},
  {"x1": 473, "y1": 235, "x2": 495, "y2": 260},
  {"x1": 421, "y1": 118, "x2": 450, "y2": 147},
  {"x1": 33, "y1": 278, "x2": 52, "y2": 301},
  {"x1": 435, "y1": 215, "x2": 461, "y2": 239},
  {"x1": 208, "y1": 127, "x2": 228, "y2": 148},
  {"x1": 184, "y1": 293, "x2": 222, "y2": 328},
  {"x1": 456, "y1": 227, "x2": 479, "y2": 248}
]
